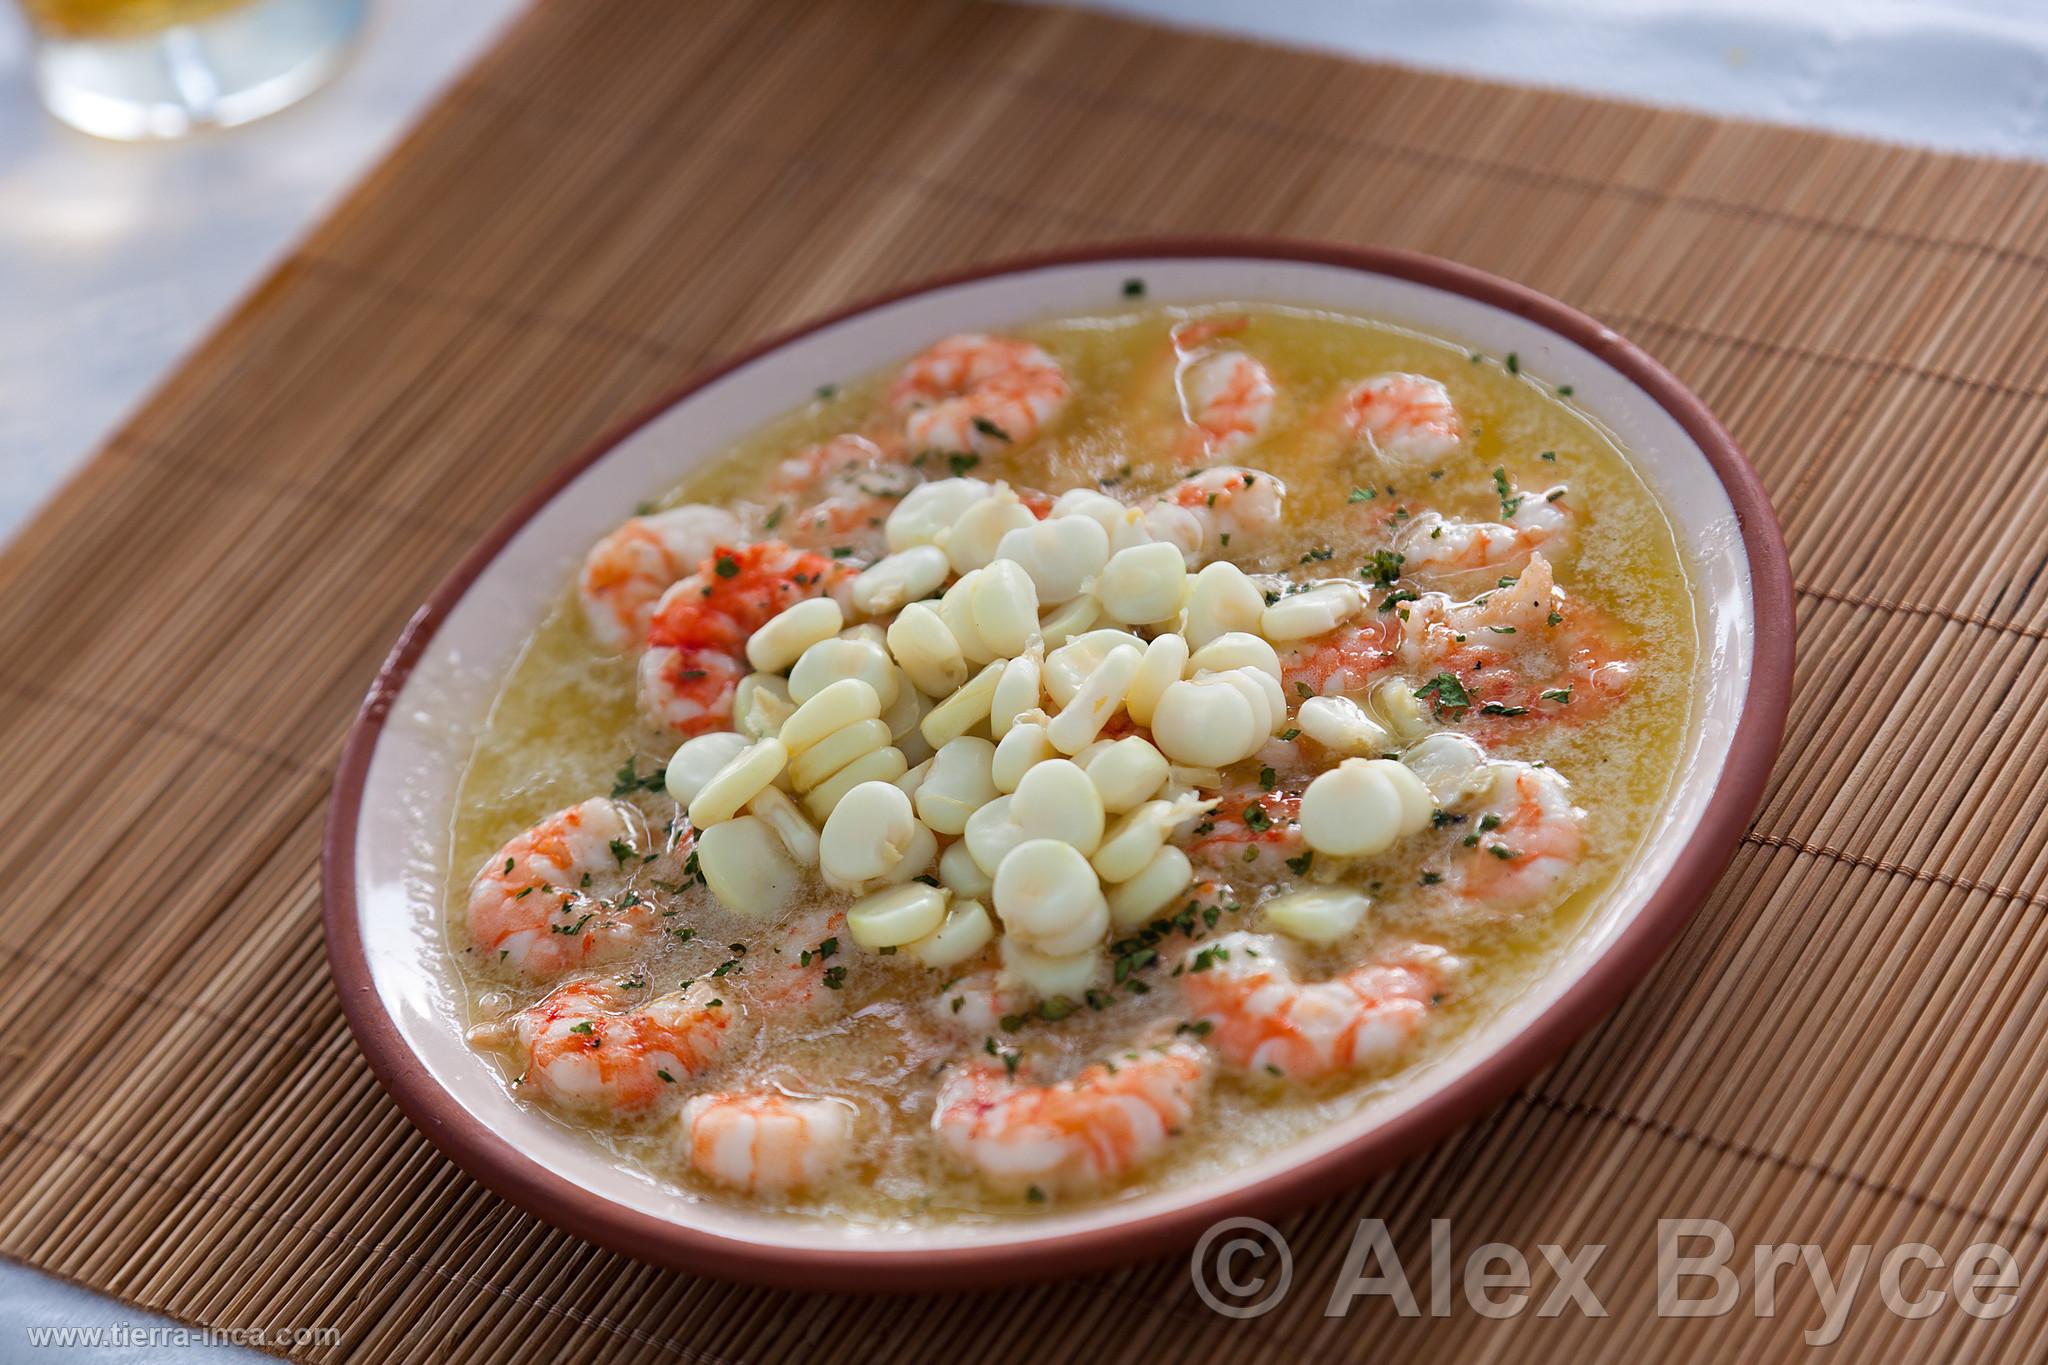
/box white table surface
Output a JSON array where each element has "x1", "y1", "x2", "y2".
[{"x1": 3, "y1": 0, "x2": 2046, "y2": 1356}]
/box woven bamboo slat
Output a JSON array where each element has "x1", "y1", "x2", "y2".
[{"x1": 3, "y1": 1, "x2": 2045, "y2": 1358}]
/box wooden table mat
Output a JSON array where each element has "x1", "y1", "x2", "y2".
[{"x1": 5, "y1": 0, "x2": 2048, "y2": 1358}]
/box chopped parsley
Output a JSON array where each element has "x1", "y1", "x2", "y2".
[
  {"x1": 1492, "y1": 467, "x2": 1523, "y2": 518},
  {"x1": 947, "y1": 452, "x2": 980, "y2": 478},
  {"x1": 1414, "y1": 672, "x2": 1473, "y2": 717},
  {"x1": 1122, "y1": 277, "x2": 1146, "y2": 298},
  {"x1": 971, "y1": 416, "x2": 1011, "y2": 444}
]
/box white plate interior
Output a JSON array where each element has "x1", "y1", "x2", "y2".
[{"x1": 350, "y1": 256, "x2": 1754, "y2": 1253}]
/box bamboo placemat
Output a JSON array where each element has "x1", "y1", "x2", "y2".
[{"x1": 5, "y1": 0, "x2": 2047, "y2": 1358}]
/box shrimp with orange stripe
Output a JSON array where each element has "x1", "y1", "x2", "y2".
[
  {"x1": 933, "y1": 1040, "x2": 1210, "y2": 1196},
  {"x1": 1179, "y1": 931, "x2": 1459, "y2": 1081},
  {"x1": 467, "y1": 797, "x2": 658, "y2": 981},
  {"x1": 639, "y1": 541, "x2": 852, "y2": 736},
  {"x1": 888, "y1": 333, "x2": 1071, "y2": 458},
  {"x1": 578, "y1": 504, "x2": 744, "y2": 652},
  {"x1": 680, "y1": 1090, "x2": 858, "y2": 1195},
  {"x1": 474, "y1": 977, "x2": 739, "y2": 1118}
]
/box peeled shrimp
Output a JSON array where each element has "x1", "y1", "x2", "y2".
[
  {"x1": 1338, "y1": 373, "x2": 1462, "y2": 464},
  {"x1": 578, "y1": 505, "x2": 744, "y2": 652},
  {"x1": 1399, "y1": 493, "x2": 1568, "y2": 578},
  {"x1": 748, "y1": 908, "x2": 851, "y2": 1020},
  {"x1": 1439, "y1": 762, "x2": 1585, "y2": 906},
  {"x1": 1144, "y1": 465, "x2": 1286, "y2": 564},
  {"x1": 933, "y1": 1041, "x2": 1210, "y2": 1195},
  {"x1": 468, "y1": 798, "x2": 652, "y2": 979},
  {"x1": 768, "y1": 433, "x2": 920, "y2": 553},
  {"x1": 888, "y1": 334, "x2": 1071, "y2": 457},
  {"x1": 928, "y1": 967, "x2": 1027, "y2": 1039},
  {"x1": 639, "y1": 541, "x2": 849, "y2": 736},
  {"x1": 1157, "y1": 317, "x2": 1276, "y2": 463},
  {"x1": 1180, "y1": 931, "x2": 1457, "y2": 1081},
  {"x1": 680, "y1": 1090, "x2": 856, "y2": 1194},
  {"x1": 493, "y1": 978, "x2": 738, "y2": 1117}
]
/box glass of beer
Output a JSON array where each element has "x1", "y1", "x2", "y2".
[{"x1": 19, "y1": 0, "x2": 366, "y2": 139}]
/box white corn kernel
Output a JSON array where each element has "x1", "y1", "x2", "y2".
[
  {"x1": 920, "y1": 659, "x2": 1005, "y2": 749},
  {"x1": 1150, "y1": 676, "x2": 1262, "y2": 768},
  {"x1": 971, "y1": 558, "x2": 1040, "y2": 657},
  {"x1": 991, "y1": 718, "x2": 1056, "y2": 793},
  {"x1": 989, "y1": 650, "x2": 1042, "y2": 739},
  {"x1": 1090, "y1": 796, "x2": 1198, "y2": 884},
  {"x1": 744, "y1": 596, "x2": 844, "y2": 673},
  {"x1": 887, "y1": 603, "x2": 968, "y2": 698},
  {"x1": 1196, "y1": 665, "x2": 1288, "y2": 736},
  {"x1": 937, "y1": 572, "x2": 999, "y2": 665},
  {"x1": 665, "y1": 732, "x2": 750, "y2": 807},
  {"x1": 819, "y1": 780, "x2": 918, "y2": 883},
  {"x1": 939, "y1": 837, "x2": 995, "y2": 898},
  {"x1": 940, "y1": 488, "x2": 1036, "y2": 574},
  {"x1": 894, "y1": 755, "x2": 933, "y2": 801},
  {"x1": 850, "y1": 544, "x2": 950, "y2": 616},
  {"x1": 1188, "y1": 631, "x2": 1282, "y2": 682},
  {"x1": 879, "y1": 666, "x2": 928, "y2": 742},
  {"x1": 1106, "y1": 845, "x2": 1194, "y2": 929},
  {"x1": 688, "y1": 737, "x2": 789, "y2": 826},
  {"x1": 696, "y1": 815, "x2": 800, "y2": 917},
  {"x1": 1299, "y1": 757, "x2": 1404, "y2": 857},
  {"x1": 1260, "y1": 582, "x2": 1365, "y2": 641},
  {"x1": 1009, "y1": 758, "x2": 1106, "y2": 855},
  {"x1": 847, "y1": 882, "x2": 949, "y2": 950},
  {"x1": 1125, "y1": 632, "x2": 1188, "y2": 728},
  {"x1": 1044, "y1": 628, "x2": 1146, "y2": 707},
  {"x1": 1297, "y1": 695, "x2": 1396, "y2": 756},
  {"x1": 963, "y1": 794, "x2": 1026, "y2": 876},
  {"x1": 863, "y1": 819, "x2": 938, "y2": 890},
  {"x1": 993, "y1": 838, "x2": 1109, "y2": 955},
  {"x1": 1140, "y1": 502, "x2": 1205, "y2": 565},
  {"x1": 800, "y1": 745, "x2": 908, "y2": 821},
  {"x1": 733, "y1": 671, "x2": 796, "y2": 739},
  {"x1": 1081, "y1": 735, "x2": 1169, "y2": 813},
  {"x1": 999, "y1": 938, "x2": 1105, "y2": 1000},
  {"x1": 1184, "y1": 561, "x2": 1266, "y2": 649},
  {"x1": 789, "y1": 635, "x2": 899, "y2": 709},
  {"x1": 1264, "y1": 888, "x2": 1370, "y2": 944},
  {"x1": 908, "y1": 898, "x2": 995, "y2": 969},
  {"x1": 886, "y1": 477, "x2": 991, "y2": 551},
  {"x1": 1097, "y1": 541, "x2": 1188, "y2": 625},
  {"x1": 744, "y1": 785, "x2": 820, "y2": 867},
  {"x1": 1363, "y1": 757, "x2": 1435, "y2": 834},
  {"x1": 995, "y1": 514, "x2": 1109, "y2": 604},
  {"x1": 1045, "y1": 644, "x2": 1141, "y2": 756},
  {"x1": 1036, "y1": 593, "x2": 1103, "y2": 648},
  {"x1": 779, "y1": 678, "x2": 880, "y2": 755},
  {"x1": 916, "y1": 736, "x2": 999, "y2": 835},
  {"x1": 788, "y1": 716, "x2": 891, "y2": 791}
]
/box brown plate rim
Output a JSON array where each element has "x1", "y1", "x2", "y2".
[{"x1": 321, "y1": 238, "x2": 1795, "y2": 1292}]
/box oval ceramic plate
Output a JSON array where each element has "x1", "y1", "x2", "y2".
[{"x1": 324, "y1": 241, "x2": 1793, "y2": 1291}]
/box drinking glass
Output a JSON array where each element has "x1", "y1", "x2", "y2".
[{"x1": 19, "y1": 0, "x2": 366, "y2": 139}]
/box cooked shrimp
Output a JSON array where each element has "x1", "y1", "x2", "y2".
[
  {"x1": 1281, "y1": 616, "x2": 1402, "y2": 699},
  {"x1": 639, "y1": 541, "x2": 849, "y2": 735},
  {"x1": 680, "y1": 1090, "x2": 856, "y2": 1194},
  {"x1": 888, "y1": 333, "x2": 1071, "y2": 456},
  {"x1": 1399, "y1": 492, "x2": 1569, "y2": 579},
  {"x1": 468, "y1": 798, "x2": 653, "y2": 979},
  {"x1": 491, "y1": 978, "x2": 738, "y2": 1117},
  {"x1": 768, "y1": 432, "x2": 920, "y2": 553},
  {"x1": 928, "y1": 967, "x2": 1027, "y2": 1038},
  {"x1": 1143, "y1": 465, "x2": 1286, "y2": 564},
  {"x1": 1186, "y1": 789, "x2": 1304, "y2": 878},
  {"x1": 933, "y1": 1041, "x2": 1210, "y2": 1196},
  {"x1": 1439, "y1": 763, "x2": 1585, "y2": 906},
  {"x1": 1338, "y1": 373, "x2": 1462, "y2": 464},
  {"x1": 1144, "y1": 317, "x2": 1276, "y2": 463},
  {"x1": 1180, "y1": 932, "x2": 1457, "y2": 1081},
  {"x1": 749, "y1": 908, "x2": 851, "y2": 1020},
  {"x1": 578, "y1": 505, "x2": 744, "y2": 652}
]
